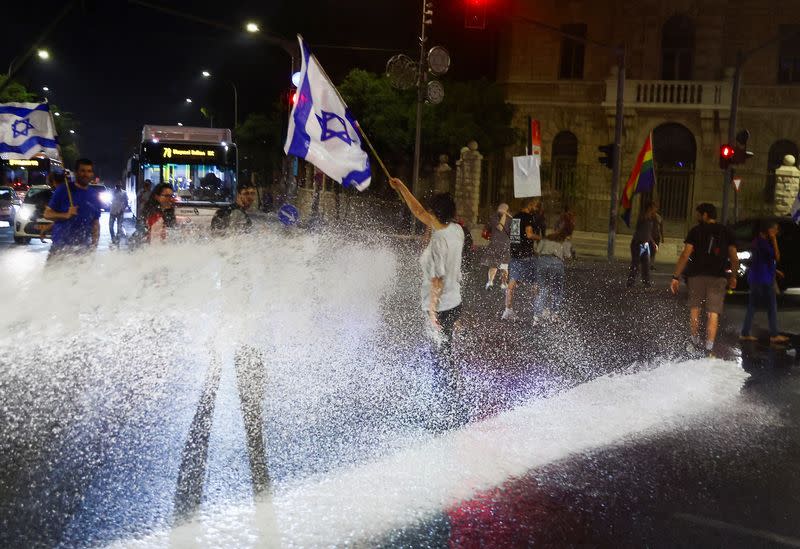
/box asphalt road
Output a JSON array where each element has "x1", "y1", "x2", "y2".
[{"x1": 1, "y1": 226, "x2": 799, "y2": 548}]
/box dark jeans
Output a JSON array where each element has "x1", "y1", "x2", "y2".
[
  {"x1": 430, "y1": 305, "x2": 466, "y2": 428},
  {"x1": 741, "y1": 282, "x2": 778, "y2": 337},
  {"x1": 109, "y1": 213, "x2": 125, "y2": 242},
  {"x1": 628, "y1": 241, "x2": 651, "y2": 285}
]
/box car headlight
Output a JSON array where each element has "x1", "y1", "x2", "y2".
[
  {"x1": 737, "y1": 251, "x2": 751, "y2": 260},
  {"x1": 100, "y1": 191, "x2": 112, "y2": 204},
  {"x1": 16, "y1": 204, "x2": 35, "y2": 222}
]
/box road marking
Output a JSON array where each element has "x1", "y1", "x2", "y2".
[{"x1": 674, "y1": 513, "x2": 800, "y2": 547}]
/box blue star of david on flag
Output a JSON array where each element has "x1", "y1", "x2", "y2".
[
  {"x1": 316, "y1": 111, "x2": 352, "y2": 145},
  {"x1": 284, "y1": 35, "x2": 371, "y2": 191},
  {"x1": 12, "y1": 118, "x2": 35, "y2": 138}
]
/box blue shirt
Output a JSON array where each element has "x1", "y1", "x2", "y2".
[
  {"x1": 48, "y1": 183, "x2": 102, "y2": 248},
  {"x1": 747, "y1": 236, "x2": 776, "y2": 286}
]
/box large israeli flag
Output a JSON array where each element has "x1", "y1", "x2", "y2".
[
  {"x1": 0, "y1": 102, "x2": 60, "y2": 160},
  {"x1": 284, "y1": 35, "x2": 371, "y2": 191}
]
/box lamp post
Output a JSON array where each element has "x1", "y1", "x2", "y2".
[
  {"x1": 201, "y1": 70, "x2": 239, "y2": 129},
  {"x1": 7, "y1": 49, "x2": 50, "y2": 77}
]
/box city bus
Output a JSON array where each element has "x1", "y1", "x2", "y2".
[
  {"x1": 125, "y1": 125, "x2": 237, "y2": 223},
  {"x1": 0, "y1": 154, "x2": 64, "y2": 198}
]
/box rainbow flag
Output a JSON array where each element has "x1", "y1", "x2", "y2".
[{"x1": 620, "y1": 133, "x2": 655, "y2": 226}]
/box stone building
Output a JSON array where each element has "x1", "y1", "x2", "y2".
[{"x1": 492, "y1": 0, "x2": 800, "y2": 237}]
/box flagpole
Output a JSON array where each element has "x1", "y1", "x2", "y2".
[{"x1": 354, "y1": 122, "x2": 391, "y2": 181}]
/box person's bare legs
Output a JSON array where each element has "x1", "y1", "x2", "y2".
[
  {"x1": 487, "y1": 267, "x2": 497, "y2": 286},
  {"x1": 706, "y1": 312, "x2": 719, "y2": 350},
  {"x1": 690, "y1": 307, "x2": 701, "y2": 341},
  {"x1": 505, "y1": 280, "x2": 517, "y2": 309}
]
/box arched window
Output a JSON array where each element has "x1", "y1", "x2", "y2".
[
  {"x1": 551, "y1": 131, "x2": 578, "y2": 193},
  {"x1": 661, "y1": 16, "x2": 694, "y2": 80},
  {"x1": 765, "y1": 140, "x2": 799, "y2": 201},
  {"x1": 652, "y1": 123, "x2": 696, "y2": 221}
]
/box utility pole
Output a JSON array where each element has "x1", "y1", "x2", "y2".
[
  {"x1": 607, "y1": 45, "x2": 626, "y2": 261},
  {"x1": 721, "y1": 51, "x2": 743, "y2": 224},
  {"x1": 411, "y1": 0, "x2": 432, "y2": 231}
]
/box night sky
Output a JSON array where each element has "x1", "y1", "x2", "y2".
[{"x1": 2, "y1": 0, "x2": 501, "y2": 180}]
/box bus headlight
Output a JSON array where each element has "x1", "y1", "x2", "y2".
[{"x1": 16, "y1": 204, "x2": 35, "y2": 222}]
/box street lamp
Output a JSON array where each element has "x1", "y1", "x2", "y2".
[
  {"x1": 37, "y1": 49, "x2": 50, "y2": 60},
  {"x1": 199, "y1": 70, "x2": 239, "y2": 129},
  {"x1": 185, "y1": 97, "x2": 193, "y2": 103},
  {"x1": 245, "y1": 21, "x2": 259, "y2": 33},
  {"x1": 54, "y1": 111, "x2": 60, "y2": 116},
  {"x1": 69, "y1": 129, "x2": 75, "y2": 134},
  {"x1": 42, "y1": 86, "x2": 49, "y2": 92},
  {"x1": 7, "y1": 49, "x2": 50, "y2": 77},
  {"x1": 177, "y1": 122, "x2": 183, "y2": 126}
]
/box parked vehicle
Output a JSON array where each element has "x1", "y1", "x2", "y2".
[
  {"x1": 0, "y1": 185, "x2": 20, "y2": 228},
  {"x1": 729, "y1": 216, "x2": 800, "y2": 293},
  {"x1": 13, "y1": 185, "x2": 53, "y2": 244}
]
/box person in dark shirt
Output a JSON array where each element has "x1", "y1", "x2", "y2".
[
  {"x1": 627, "y1": 201, "x2": 658, "y2": 287},
  {"x1": 211, "y1": 182, "x2": 258, "y2": 234},
  {"x1": 503, "y1": 197, "x2": 543, "y2": 321},
  {"x1": 44, "y1": 158, "x2": 101, "y2": 259},
  {"x1": 670, "y1": 203, "x2": 738, "y2": 355},
  {"x1": 740, "y1": 220, "x2": 790, "y2": 345}
]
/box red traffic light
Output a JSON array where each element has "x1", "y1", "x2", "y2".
[{"x1": 720, "y1": 144, "x2": 735, "y2": 159}]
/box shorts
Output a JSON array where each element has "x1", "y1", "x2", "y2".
[
  {"x1": 687, "y1": 275, "x2": 728, "y2": 314},
  {"x1": 509, "y1": 257, "x2": 538, "y2": 284}
]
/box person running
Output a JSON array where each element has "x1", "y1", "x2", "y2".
[
  {"x1": 43, "y1": 158, "x2": 102, "y2": 260},
  {"x1": 670, "y1": 203, "x2": 738, "y2": 355},
  {"x1": 627, "y1": 201, "x2": 659, "y2": 287},
  {"x1": 534, "y1": 235, "x2": 567, "y2": 320},
  {"x1": 740, "y1": 220, "x2": 790, "y2": 346},
  {"x1": 480, "y1": 202, "x2": 511, "y2": 291},
  {"x1": 211, "y1": 182, "x2": 258, "y2": 234},
  {"x1": 142, "y1": 183, "x2": 177, "y2": 244},
  {"x1": 388, "y1": 177, "x2": 464, "y2": 416},
  {"x1": 109, "y1": 183, "x2": 129, "y2": 245},
  {"x1": 503, "y1": 198, "x2": 543, "y2": 321}
]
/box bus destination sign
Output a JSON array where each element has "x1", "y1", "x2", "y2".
[{"x1": 141, "y1": 143, "x2": 233, "y2": 165}]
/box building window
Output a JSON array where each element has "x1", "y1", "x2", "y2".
[
  {"x1": 661, "y1": 15, "x2": 694, "y2": 80},
  {"x1": 551, "y1": 131, "x2": 578, "y2": 193},
  {"x1": 765, "y1": 140, "x2": 799, "y2": 201},
  {"x1": 559, "y1": 24, "x2": 586, "y2": 80},
  {"x1": 778, "y1": 25, "x2": 800, "y2": 84},
  {"x1": 652, "y1": 123, "x2": 696, "y2": 221}
]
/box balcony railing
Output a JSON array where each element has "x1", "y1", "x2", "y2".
[{"x1": 603, "y1": 79, "x2": 732, "y2": 110}]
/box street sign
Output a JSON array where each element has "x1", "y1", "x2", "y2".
[
  {"x1": 732, "y1": 176, "x2": 742, "y2": 192},
  {"x1": 278, "y1": 203, "x2": 300, "y2": 226}
]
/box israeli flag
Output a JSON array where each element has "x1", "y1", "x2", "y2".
[
  {"x1": 0, "y1": 102, "x2": 60, "y2": 160},
  {"x1": 284, "y1": 35, "x2": 371, "y2": 191},
  {"x1": 792, "y1": 190, "x2": 800, "y2": 225}
]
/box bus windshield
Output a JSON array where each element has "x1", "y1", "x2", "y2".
[{"x1": 141, "y1": 163, "x2": 236, "y2": 202}]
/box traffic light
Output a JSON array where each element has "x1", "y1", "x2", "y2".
[
  {"x1": 719, "y1": 144, "x2": 735, "y2": 170},
  {"x1": 598, "y1": 143, "x2": 615, "y2": 170},
  {"x1": 465, "y1": 0, "x2": 487, "y2": 29},
  {"x1": 732, "y1": 129, "x2": 754, "y2": 165}
]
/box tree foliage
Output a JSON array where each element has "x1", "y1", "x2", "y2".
[
  {"x1": 338, "y1": 69, "x2": 518, "y2": 168},
  {"x1": 236, "y1": 106, "x2": 285, "y2": 182},
  {"x1": 0, "y1": 76, "x2": 80, "y2": 167}
]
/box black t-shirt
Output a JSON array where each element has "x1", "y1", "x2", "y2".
[
  {"x1": 685, "y1": 222, "x2": 736, "y2": 278},
  {"x1": 510, "y1": 212, "x2": 538, "y2": 259}
]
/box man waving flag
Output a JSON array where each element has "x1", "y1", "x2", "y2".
[
  {"x1": 0, "y1": 102, "x2": 60, "y2": 160},
  {"x1": 620, "y1": 133, "x2": 656, "y2": 227},
  {"x1": 284, "y1": 35, "x2": 371, "y2": 191}
]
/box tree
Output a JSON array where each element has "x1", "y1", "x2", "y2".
[
  {"x1": 0, "y1": 76, "x2": 80, "y2": 166},
  {"x1": 236, "y1": 109, "x2": 284, "y2": 183},
  {"x1": 338, "y1": 70, "x2": 518, "y2": 171}
]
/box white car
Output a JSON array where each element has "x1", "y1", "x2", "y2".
[
  {"x1": 0, "y1": 185, "x2": 20, "y2": 228},
  {"x1": 13, "y1": 185, "x2": 53, "y2": 244}
]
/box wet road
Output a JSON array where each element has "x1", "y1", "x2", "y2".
[{"x1": 1, "y1": 228, "x2": 799, "y2": 548}]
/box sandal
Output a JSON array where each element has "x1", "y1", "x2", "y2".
[
  {"x1": 770, "y1": 335, "x2": 790, "y2": 344},
  {"x1": 739, "y1": 335, "x2": 757, "y2": 341}
]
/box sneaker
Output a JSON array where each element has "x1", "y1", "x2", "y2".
[
  {"x1": 485, "y1": 282, "x2": 493, "y2": 291},
  {"x1": 500, "y1": 282, "x2": 508, "y2": 290},
  {"x1": 770, "y1": 335, "x2": 790, "y2": 346},
  {"x1": 739, "y1": 335, "x2": 757, "y2": 342},
  {"x1": 501, "y1": 308, "x2": 517, "y2": 321},
  {"x1": 690, "y1": 335, "x2": 701, "y2": 348}
]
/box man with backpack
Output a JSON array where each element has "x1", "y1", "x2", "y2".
[
  {"x1": 211, "y1": 182, "x2": 258, "y2": 233},
  {"x1": 670, "y1": 203, "x2": 739, "y2": 355}
]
